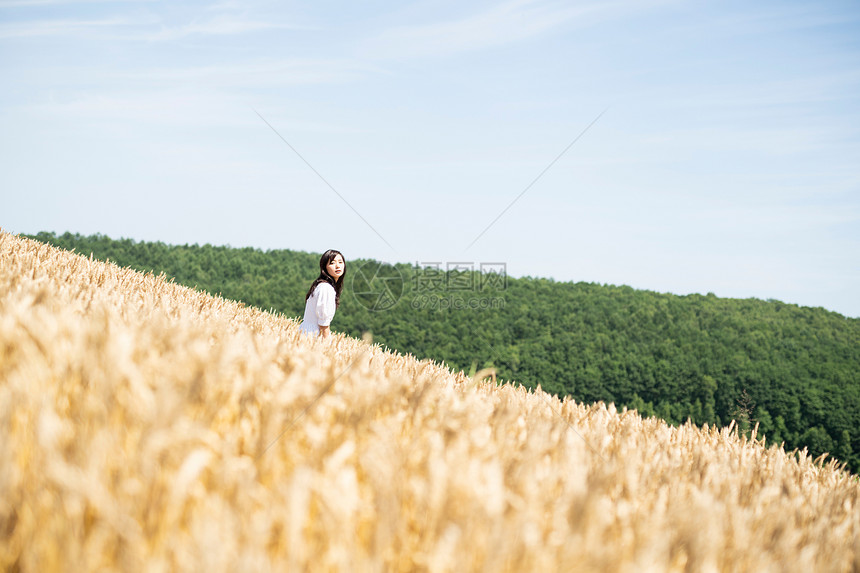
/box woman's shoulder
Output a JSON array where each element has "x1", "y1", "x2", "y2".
[{"x1": 314, "y1": 281, "x2": 336, "y2": 295}]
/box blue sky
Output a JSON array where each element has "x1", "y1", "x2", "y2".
[{"x1": 2, "y1": 0, "x2": 859, "y2": 317}]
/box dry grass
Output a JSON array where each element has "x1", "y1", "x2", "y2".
[{"x1": 0, "y1": 230, "x2": 857, "y2": 572}]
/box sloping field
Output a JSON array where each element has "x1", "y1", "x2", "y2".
[{"x1": 1, "y1": 231, "x2": 858, "y2": 572}]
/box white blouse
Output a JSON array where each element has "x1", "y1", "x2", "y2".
[{"x1": 299, "y1": 282, "x2": 337, "y2": 335}]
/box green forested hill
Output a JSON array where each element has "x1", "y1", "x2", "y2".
[{"x1": 27, "y1": 232, "x2": 860, "y2": 472}]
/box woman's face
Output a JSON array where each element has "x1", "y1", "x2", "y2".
[{"x1": 326, "y1": 254, "x2": 345, "y2": 281}]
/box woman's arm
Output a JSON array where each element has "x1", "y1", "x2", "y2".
[{"x1": 314, "y1": 283, "x2": 336, "y2": 339}]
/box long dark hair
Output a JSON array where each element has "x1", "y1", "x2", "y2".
[{"x1": 305, "y1": 249, "x2": 346, "y2": 308}]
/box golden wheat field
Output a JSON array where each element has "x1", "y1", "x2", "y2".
[{"x1": 1, "y1": 230, "x2": 858, "y2": 572}]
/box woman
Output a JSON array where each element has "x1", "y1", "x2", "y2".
[{"x1": 299, "y1": 249, "x2": 346, "y2": 339}]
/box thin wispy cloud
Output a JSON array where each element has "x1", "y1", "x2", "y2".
[
  {"x1": 15, "y1": 80, "x2": 369, "y2": 136},
  {"x1": 686, "y1": 201, "x2": 860, "y2": 232},
  {"x1": 0, "y1": 1, "x2": 309, "y2": 41},
  {"x1": 361, "y1": 0, "x2": 591, "y2": 59},
  {"x1": 144, "y1": 14, "x2": 311, "y2": 41},
  {"x1": 641, "y1": 124, "x2": 852, "y2": 157},
  {"x1": 120, "y1": 58, "x2": 379, "y2": 87},
  {"x1": 0, "y1": 0, "x2": 152, "y2": 6},
  {"x1": 685, "y1": 74, "x2": 860, "y2": 111},
  {"x1": 0, "y1": 16, "x2": 140, "y2": 38},
  {"x1": 19, "y1": 89, "x2": 244, "y2": 126},
  {"x1": 360, "y1": 0, "x2": 672, "y2": 60},
  {"x1": 684, "y1": 3, "x2": 860, "y2": 37}
]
